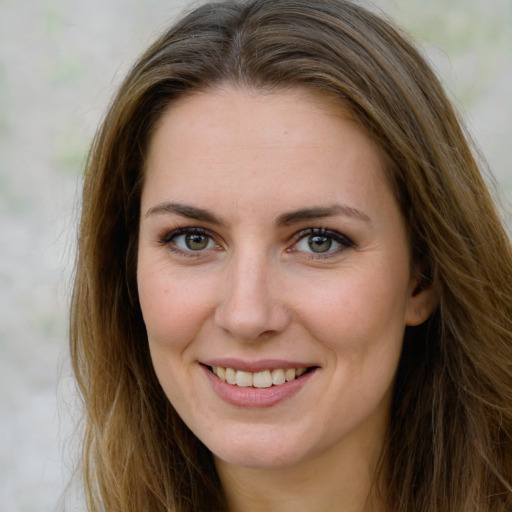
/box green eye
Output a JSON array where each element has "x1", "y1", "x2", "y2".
[
  {"x1": 185, "y1": 233, "x2": 210, "y2": 250},
  {"x1": 164, "y1": 229, "x2": 218, "y2": 253},
  {"x1": 308, "y1": 235, "x2": 333, "y2": 253},
  {"x1": 293, "y1": 228, "x2": 354, "y2": 257}
]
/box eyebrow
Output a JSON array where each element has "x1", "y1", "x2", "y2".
[
  {"x1": 276, "y1": 205, "x2": 371, "y2": 226},
  {"x1": 145, "y1": 202, "x2": 226, "y2": 226},
  {"x1": 145, "y1": 201, "x2": 371, "y2": 226}
]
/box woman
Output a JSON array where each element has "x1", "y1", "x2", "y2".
[{"x1": 70, "y1": 0, "x2": 512, "y2": 510}]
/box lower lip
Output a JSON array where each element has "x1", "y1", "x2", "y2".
[{"x1": 202, "y1": 365, "x2": 316, "y2": 408}]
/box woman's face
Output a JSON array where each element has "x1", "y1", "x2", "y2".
[{"x1": 137, "y1": 86, "x2": 433, "y2": 470}]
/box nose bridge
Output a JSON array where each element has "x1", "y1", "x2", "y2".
[{"x1": 215, "y1": 243, "x2": 289, "y2": 340}]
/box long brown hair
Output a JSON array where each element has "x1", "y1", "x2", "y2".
[{"x1": 70, "y1": 1, "x2": 512, "y2": 510}]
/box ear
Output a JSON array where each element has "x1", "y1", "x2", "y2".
[{"x1": 405, "y1": 277, "x2": 436, "y2": 326}]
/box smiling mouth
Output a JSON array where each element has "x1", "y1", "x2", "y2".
[{"x1": 208, "y1": 366, "x2": 316, "y2": 388}]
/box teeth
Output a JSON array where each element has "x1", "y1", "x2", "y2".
[
  {"x1": 236, "y1": 370, "x2": 253, "y2": 387},
  {"x1": 285, "y1": 368, "x2": 296, "y2": 381},
  {"x1": 225, "y1": 367, "x2": 236, "y2": 385},
  {"x1": 296, "y1": 367, "x2": 307, "y2": 377},
  {"x1": 271, "y1": 368, "x2": 285, "y2": 385},
  {"x1": 253, "y1": 370, "x2": 272, "y2": 388},
  {"x1": 211, "y1": 366, "x2": 310, "y2": 387}
]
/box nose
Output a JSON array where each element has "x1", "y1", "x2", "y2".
[{"x1": 214, "y1": 251, "x2": 291, "y2": 341}]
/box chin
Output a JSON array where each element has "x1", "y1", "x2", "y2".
[
  {"x1": 214, "y1": 445, "x2": 304, "y2": 470},
  {"x1": 204, "y1": 424, "x2": 319, "y2": 470}
]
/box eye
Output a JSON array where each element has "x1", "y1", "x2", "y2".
[
  {"x1": 292, "y1": 228, "x2": 354, "y2": 256},
  {"x1": 175, "y1": 231, "x2": 215, "y2": 251},
  {"x1": 159, "y1": 227, "x2": 219, "y2": 255}
]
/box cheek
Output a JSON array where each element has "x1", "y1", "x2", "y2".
[
  {"x1": 291, "y1": 265, "x2": 409, "y2": 354},
  {"x1": 137, "y1": 263, "x2": 213, "y2": 348}
]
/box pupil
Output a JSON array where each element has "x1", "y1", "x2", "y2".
[
  {"x1": 185, "y1": 233, "x2": 208, "y2": 250},
  {"x1": 308, "y1": 235, "x2": 332, "y2": 253}
]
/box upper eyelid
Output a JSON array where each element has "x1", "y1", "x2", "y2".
[
  {"x1": 292, "y1": 227, "x2": 354, "y2": 244},
  {"x1": 158, "y1": 226, "x2": 218, "y2": 245},
  {"x1": 157, "y1": 226, "x2": 354, "y2": 250}
]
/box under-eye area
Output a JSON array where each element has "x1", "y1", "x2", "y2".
[{"x1": 206, "y1": 365, "x2": 319, "y2": 388}]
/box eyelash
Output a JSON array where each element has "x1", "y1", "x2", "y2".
[
  {"x1": 158, "y1": 226, "x2": 354, "y2": 259},
  {"x1": 290, "y1": 228, "x2": 355, "y2": 259},
  {"x1": 158, "y1": 227, "x2": 220, "y2": 258}
]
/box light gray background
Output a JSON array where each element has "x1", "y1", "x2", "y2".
[{"x1": 0, "y1": 0, "x2": 510, "y2": 510}]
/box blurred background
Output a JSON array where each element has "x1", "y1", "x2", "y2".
[{"x1": 0, "y1": 0, "x2": 510, "y2": 510}]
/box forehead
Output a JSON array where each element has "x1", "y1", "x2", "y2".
[
  {"x1": 142, "y1": 85, "x2": 392, "y2": 222},
  {"x1": 146, "y1": 85, "x2": 362, "y2": 165}
]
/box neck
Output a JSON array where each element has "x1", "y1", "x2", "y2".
[{"x1": 216, "y1": 433, "x2": 387, "y2": 512}]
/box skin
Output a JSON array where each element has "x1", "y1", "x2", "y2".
[{"x1": 137, "y1": 85, "x2": 434, "y2": 511}]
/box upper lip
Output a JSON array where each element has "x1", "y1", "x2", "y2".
[{"x1": 201, "y1": 358, "x2": 318, "y2": 373}]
